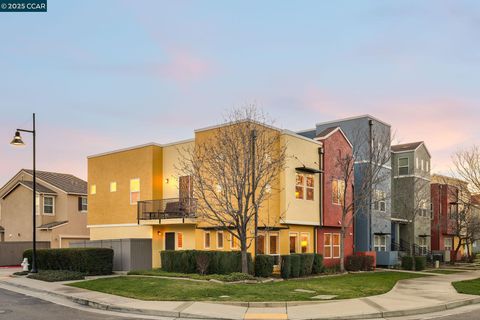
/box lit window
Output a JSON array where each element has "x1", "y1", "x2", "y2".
[
  {"x1": 398, "y1": 158, "x2": 409, "y2": 175},
  {"x1": 177, "y1": 232, "x2": 183, "y2": 249},
  {"x1": 374, "y1": 235, "x2": 387, "y2": 252},
  {"x1": 43, "y1": 196, "x2": 55, "y2": 215},
  {"x1": 324, "y1": 233, "x2": 332, "y2": 258},
  {"x1": 289, "y1": 233, "x2": 298, "y2": 253},
  {"x1": 300, "y1": 233, "x2": 309, "y2": 253},
  {"x1": 295, "y1": 173, "x2": 304, "y2": 199},
  {"x1": 130, "y1": 178, "x2": 140, "y2": 204},
  {"x1": 110, "y1": 181, "x2": 117, "y2": 192},
  {"x1": 332, "y1": 233, "x2": 340, "y2": 258},
  {"x1": 373, "y1": 190, "x2": 386, "y2": 212},
  {"x1": 217, "y1": 231, "x2": 224, "y2": 249},
  {"x1": 90, "y1": 184, "x2": 96, "y2": 195},
  {"x1": 204, "y1": 231, "x2": 210, "y2": 249},
  {"x1": 257, "y1": 233, "x2": 266, "y2": 254},
  {"x1": 306, "y1": 174, "x2": 314, "y2": 200},
  {"x1": 332, "y1": 179, "x2": 345, "y2": 205}
]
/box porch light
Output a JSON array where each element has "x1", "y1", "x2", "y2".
[
  {"x1": 301, "y1": 240, "x2": 308, "y2": 247},
  {"x1": 10, "y1": 131, "x2": 25, "y2": 146}
]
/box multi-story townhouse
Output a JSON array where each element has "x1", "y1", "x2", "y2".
[
  {"x1": 88, "y1": 122, "x2": 325, "y2": 268},
  {"x1": 299, "y1": 115, "x2": 394, "y2": 266},
  {"x1": 0, "y1": 169, "x2": 89, "y2": 248},
  {"x1": 391, "y1": 142, "x2": 431, "y2": 256},
  {"x1": 430, "y1": 174, "x2": 469, "y2": 260},
  {"x1": 313, "y1": 127, "x2": 354, "y2": 267}
]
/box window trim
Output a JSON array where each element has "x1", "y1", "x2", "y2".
[
  {"x1": 289, "y1": 232, "x2": 299, "y2": 254},
  {"x1": 332, "y1": 233, "x2": 340, "y2": 258},
  {"x1": 295, "y1": 172, "x2": 305, "y2": 200},
  {"x1": 217, "y1": 231, "x2": 224, "y2": 249},
  {"x1": 268, "y1": 232, "x2": 280, "y2": 256},
  {"x1": 324, "y1": 233, "x2": 332, "y2": 259},
  {"x1": 130, "y1": 178, "x2": 140, "y2": 205},
  {"x1": 80, "y1": 196, "x2": 88, "y2": 212},
  {"x1": 332, "y1": 179, "x2": 345, "y2": 205},
  {"x1": 204, "y1": 231, "x2": 211, "y2": 249},
  {"x1": 374, "y1": 235, "x2": 387, "y2": 252},
  {"x1": 398, "y1": 157, "x2": 409, "y2": 176},
  {"x1": 300, "y1": 232, "x2": 310, "y2": 253},
  {"x1": 43, "y1": 196, "x2": 55, "y2": 216}
]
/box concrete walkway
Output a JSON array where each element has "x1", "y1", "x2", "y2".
[{"x1": 1, "y1": 269, "x2": 480, "y2": 320}]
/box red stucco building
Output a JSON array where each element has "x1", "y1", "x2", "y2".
[{"x1": 315, "y1": 127, "x2": 354, "y2": 267}]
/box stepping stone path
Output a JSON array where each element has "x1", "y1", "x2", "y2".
[
  {"x1": 219, "y1": 295, "x2": 230, "y2": 298},
  {"x1": 311, "y1": 295, "x2": 338, "y2": 300},
  {"x1": 294, "y1": 289, "x2": 316, "y2": 293}
]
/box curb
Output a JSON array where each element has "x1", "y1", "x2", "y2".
[{"x1": 1, "y1": 279, "x2": 480, "y2": 320}]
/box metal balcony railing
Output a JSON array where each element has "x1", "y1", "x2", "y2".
[{"x1": 137, "y1": 198, "x2": 197, "y2": 222}]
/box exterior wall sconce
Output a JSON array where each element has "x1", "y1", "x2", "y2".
[
  {"x1": 165, "y1": 178, "x2": 169, "y2": 184},
  {"x1": 157, "y1": 231, "x2": 162, "y2": 236}
]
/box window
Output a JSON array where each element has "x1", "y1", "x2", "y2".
[
  {"x1": 110, "y1": 181, "x2": 117, "y2": 192},
  {"x1": 43, "y1": 196, "x2": 55, "y2": 215},
  {"x1": 231, "y1": 234, "x2": 238, "y2": 249},
  {"x1": 332, "y1": 233, "x2": 340, "y2": 258},
  {"x1": 90, "y1": 184, "x2": 96, "y2": 195},
  {"x1": 257, "y1": 233, "x2": 266, "y2": 254},
  {"x1": 373, "y1": 190, "x2": 386, "y2": 212},
  {"x1": 204, "y1": 231, "x2": 210, "y2": 249},
  {"x1": 217, "y1": 231, "x2": 224, "y2": 249},
  {"x1": 177, "y1": 232, "x2": 183, "y2": 249},
  {"x1": 416, "y1": 157, "x2": 419, "y2": 170},
  {"x1": 268, "y1": 232, "x2": 280, "y2": 265},
  {"x1": 295, "y1": 173, "x2": 314, "y2": 201},
  {"x1": 426, "y1": 161, "x2": 430, "y2": 172},
  {"x1": 130, "y1": 178, "x2": 140, "y2": 204},
  {"x1": 418, "y1": 237, "x2": 428, "y2": 255},
  {"x1": 301, "y1": 233, "x2": 309, "y2": 253},
  {"x1": 79, "y1": 197, "x2": 88, "y2": 212},
  {"x1": 420, "y1": 202, "x2": 428, "y2": 217},
  {"x1": 374, "y1": 235, "x2": 387, "y2": 252},
  {"x1": 449, "y1": 204, "x2": 458, "y2": 219},
  {"x1": 444, "y1": 238, "x2": 453, "y2": 251},
  {"x1": 324, "y1": 233, "x2": 332, "y2": 258},
  {"x1": 332, "y1": 179, "x2": 345, "y2": 205},
  {"x1": 295, "y1": 173, "x2": 304, "y2": 199},
  {"x1": 398, "y1": 158, "x2": 409, "y2": 175},
  {"x1": 289, "y1": 233, "x2": 298, "y2": 253},
  {"x1": 421, "y1": 159, "x2": 424, "y2": 171},
  {"x1": 36, "y1": 194, "x2": 40, "y2": 215}
]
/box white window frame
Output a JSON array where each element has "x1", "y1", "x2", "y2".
[
  {"x1": 204, "y1": 231, "x2": 211, "y2": 249},
  {"x1": 217, "y1": 231, "x2": 224, "y2": 249},
  {"x1": 43, "y1": 196, "x2": 55, "y2": 215},
  {"x1": 300, "y1": 232, "x2": 310, "y2": 253},
  {"x1": 421, "y1": 159, "x2": 424, "y2": 171},
  {"x1": 268, "y1": 232, "x2": 280, "y2": 265},
  {"x1": 295, "y1": 172, "x2": 304, "y2": 200},
  {"x1": 90, "y1": 184, "x2": 96, "y2": 195},
  {"x1": 373, "y1": 190, "x2": 386, "y2": 212},
  {"x1": 305, "y1": 174, "x2": 314, "y2": 201},
  {"x1": 324, "y1": 233, "x2": 332, "y2": 259},
  {"x1": 418, "y1": 237, "x2": 428, "y2": 255},
  {"x1": 110, "y1": 181, "x2": 117, "y2": 192},
  {"x1": 130, "y1": 178, "x2": 140, "y2": 205},
  {"x1": 332, "y1": 233, "x2": 341, "y2": 258},
  {"x1": 444, "y1": 238, "x2": 453, "y2": 251},
  {"x1": 416, "y1": 157, "x2": 419, "y2": 169},
  {"x1": 374, "y1": 235, "x2": 387, "y2": 252},
  {"x1": 398, "y1": 157, "x2": 409, "y2": 175},
  {"x1": 332, "y1": 179, "x2": 345, "y2": 205},
  {"x1": 289, "y1": 232, "x2": 299, "y2": 254},
  {"x1": 35, "y1": 194, "x2": 40, "y2": 215}
]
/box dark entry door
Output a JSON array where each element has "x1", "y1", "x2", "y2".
[{"x1": 165, "y1": 232, "x2": 175, "y2": 250}]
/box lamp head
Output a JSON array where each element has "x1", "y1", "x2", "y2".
[{"x1": 10, "y1": 131, "x2": 25, "y2": 146}]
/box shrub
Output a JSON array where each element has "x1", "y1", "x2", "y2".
[
  {"x1": 13, "y1": 271, "x2": 29, "y2": 276},
  {"x1": 23, "y1": 248, "x2": 113, "y2": 275},
  {"x1": 160, "y1": 250, "x2": 252, "y2": 275},
  {"x1": 280, "y1": 255, "x2": 291, "y2": 279},
  {"x1": 302, "y1": 254, "x2": 315, "y2": 276},
  {"x1": 345, "y1": 255, "x2": 374, "y2": 271},
  {"x1": 401, "y1": 256, "x2": 414, "y2": 271},
  {"x1": 215, "y1": 272, "x2": 256, "y2": 282},
  {"x1": 27, "y1": 270, "x2": 85, "y2": 282},
  {"x1": 290, "y1": 254, "x2": 301, "y2": 278},
  {"x1": 414, "y1": 256, "x2": 427, "y2": 271},
  {"x1": 312, "y1": 254, "x2": 324, "y2": 274},
  {"x1": 254, "y1": 254, "x2": 274, "y2": 277}
]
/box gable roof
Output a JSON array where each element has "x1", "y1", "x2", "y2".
[
  {"x1": 21, "y1": 170, "x2": 87, "y2": 195},
  {"x1": 315, "y1": 114, "x2": 391, "y2": 128},
  {"x1": 314, "y1": 126, "x2": 353, "y2": 148},
  {"x1": 38, "y1": 220, "x2": 68, "y2": 230},
  {"x1": 19, "y1": 181, "x2": 57, "y2": 194},
  {"x1": 391, "y1": 141, "x2": 431, "y2": 158}
]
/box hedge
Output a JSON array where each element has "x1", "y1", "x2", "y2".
[
  {"x1": 280, "y1": 255, "x2": 292, "y2": 279},
  {"x1": 414, "y1": 256, "x2": 427, "y2": 271},
  {"x1": 290, "y1": 254, "x2": 301, "y2": 278},
  {"x1": 27, "y1": 270, "x2": 85, "y2": 282},
  {"x1": 160, "y1": 250, "x2": 253, "y2": 275},
  {"x1": 254, "y1": 254, "x2": 274, "y2": 277},
  {"x1": 401, "y1": 256, "x2": 414, "y2": 270},
  {"x1": 296, "y1": 253, "x2": 314, "y2": 276},
  {"x1": 345, "y1": 255, "x2": 374, "y2": 271},
  {"x1": 312, "y1": 254, "x2": 324, "y2": 274},
  {"x1": 23, "y1": 248, "x2": 113, "y2": 275}
]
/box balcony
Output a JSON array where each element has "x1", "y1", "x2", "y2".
[{"x1": 137, "y1": 198, "x2": 197, "y2": 222}]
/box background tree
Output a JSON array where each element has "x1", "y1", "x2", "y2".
[
  {"x1": 334, "y1": 126, "x2": 392, "y2": 272},
  {"x1": 178, "y1": 106, "x2": 286, "y2": 273}
]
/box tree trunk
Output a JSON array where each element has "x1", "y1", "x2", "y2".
[
  {"x1": 452, "y1": 240, "x2": 462, "y2": 264},
  {"x1": 410, "y1": 223, "x2": 416, "y2": 270},
  {"x1": 241, "y1": 249, "x2": 249, "y2": 274},
  {"x1": 340, "y1": 226, "x2": 346, "y2": 272}
]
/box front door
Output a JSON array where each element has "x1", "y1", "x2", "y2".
[{"x1": 165, "y1": 232, "x2": 175, "y2": 250}]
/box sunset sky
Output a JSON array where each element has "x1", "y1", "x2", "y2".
[{"x1": 1, "y1": 0, "x2": 479, "y2": 185}]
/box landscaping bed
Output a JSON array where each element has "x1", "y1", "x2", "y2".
[
  {"x1": 27, "y1": 270, "x2": 86, "y2": 282},
  {"x1": 69, "y1": 271, "x2": 425, "y2": 301},
  {"x1": 128, "y1": 270, "x2": 256, "y2": 282}
]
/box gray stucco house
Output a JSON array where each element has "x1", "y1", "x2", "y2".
[
  {"x1": 391, "y1": 142, "x2": 432, "y2": 256},
  {"x1": 299, "y1": 115, "x2": 396, "y2": 266}
]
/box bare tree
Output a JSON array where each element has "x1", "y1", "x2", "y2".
[
  {"x1": 334, "y1": 125, "x2": 392, "y2": 272},
  {"x1": 177, "y1": 105, "x2": 286, "y2": 273}
]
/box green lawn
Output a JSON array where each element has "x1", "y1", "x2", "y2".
[
  {"x1": 453, "y1": 278, "x2": 480, "y2": 295},
  {"x1": 69, "y1": 272, "x2": 426, "y2": 301},
  {"x1": 424, "y1": 269, "x2": 465, "y2": 274},
  {"x1": 127, "y1": 269, "x2": 255, "y2": 282}
]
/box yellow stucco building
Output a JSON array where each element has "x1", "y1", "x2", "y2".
[{"x1": 88, "y1": 122, "x2": 323, "y2": 268}]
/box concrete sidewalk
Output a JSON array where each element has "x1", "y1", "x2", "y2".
[{"x1": 1, "y1": 270, "x2": 480, "y2": 320}]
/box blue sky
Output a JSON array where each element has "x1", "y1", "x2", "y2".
[{"x1": 1, "y1": 0, "x2": 479, "y2": 184}]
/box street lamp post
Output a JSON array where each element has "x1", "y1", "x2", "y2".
[{"x1": 10, "y1": 113, "x2": 37, "y2": 273}]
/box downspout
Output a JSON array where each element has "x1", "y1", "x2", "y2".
[{"x1": 368, "y1": 119, "x2": 373, "y2": 251}]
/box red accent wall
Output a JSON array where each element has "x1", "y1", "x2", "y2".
[
  {"x1": 316, "y1": 129, "x2": 354, "y2": 267},
  {"x1": 431, "y1": 183, "x2": 456, "y2": 251}
]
